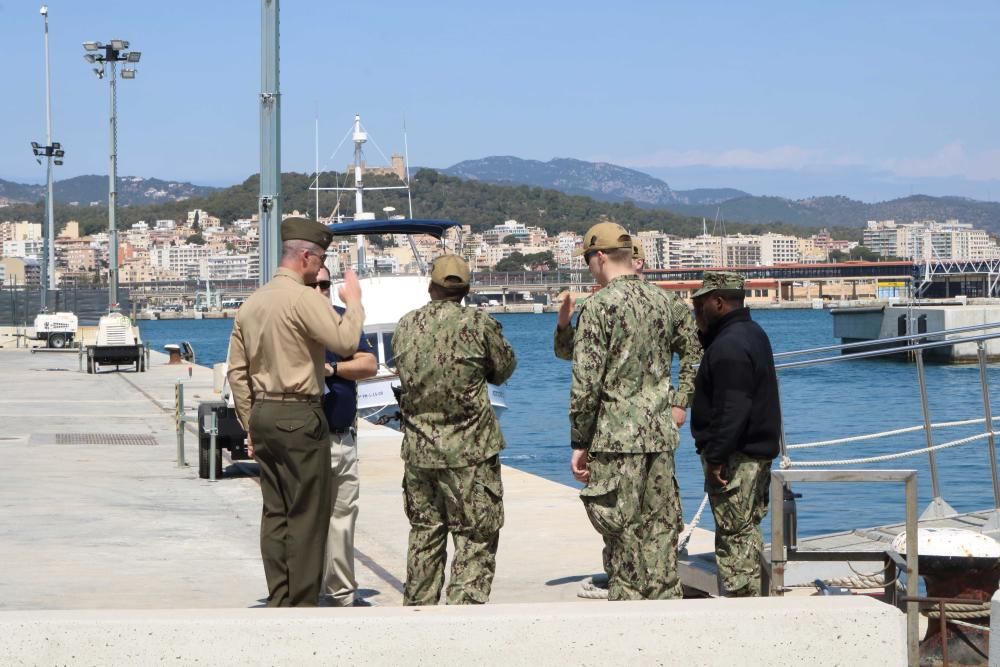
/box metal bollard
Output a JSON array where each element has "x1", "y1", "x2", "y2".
[
  {"x1": 206, "y1": 410, "x2": 218, "y2": 482},
  {"x1": 175, "y1": 380, "x2": 187, "y2": 467}
]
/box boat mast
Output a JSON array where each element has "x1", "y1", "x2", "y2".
[
  {"x1": 402, "y1": 120, "x2": 426, "y2": 274},
  {"x1": 352, "y1": 114, "x2": 367, "y2": 274}
]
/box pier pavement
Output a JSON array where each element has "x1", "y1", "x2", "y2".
[
  {"x1": 0, "y1": 342, "x2": 718, "y2": 609},
  {"x1": 0, "y1": 343, "x2": 910, "y2": 665}
]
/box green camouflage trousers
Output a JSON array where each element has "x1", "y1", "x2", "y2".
[
  {"x1": 703, "y1": 451, "x2": 772, "y2": 597},
  {"x1": 402, "y1": 456, "x2": 504, "y2": 605},
  {"x1": 580, "y1": 451, "x2": 682, "y2": 601}
]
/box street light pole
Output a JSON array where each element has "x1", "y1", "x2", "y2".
[
  {"x1": 83, "y1": 39, "x2": 140, "y2": 312},
  {"x1": 108, "y1": 58, "x2": 118, "y2": 309}
]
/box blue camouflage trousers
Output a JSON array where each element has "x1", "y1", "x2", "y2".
[
  {"x1": 580, "y1": 450, "x2": 682, "y2": 601},
  {"x1": 402, "y1": 456, "x2": 504, "y2": 605}
]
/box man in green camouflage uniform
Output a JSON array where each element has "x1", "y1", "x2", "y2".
[
  {"x1": 555, "y1": 241, "x2": 700, "y2": 591},
  {"x1": 393, "y1": 254, "x2": 517, "y2": 605},
  {"x1": 568, "y1": 223, "x2": 701, "y2": 600},
  {"x1": 690, "y1": 272, "x2": 781, "y2": 597}
]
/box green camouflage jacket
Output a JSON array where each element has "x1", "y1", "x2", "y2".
[
  {"x1": 394, "y1": 300, "x2": 517, "y2": 468},
  {"x1": 555, "y1": 291, "x2": 700, "y2": 408},
  {"x1": 569, "y1": 275, "x2": 702, "y2": 453}
]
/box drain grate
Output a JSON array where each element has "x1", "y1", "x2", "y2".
[{"x1": 54, "y1": 433, "x2": 159, "y2": 446}]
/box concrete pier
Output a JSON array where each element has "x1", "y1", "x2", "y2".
[
  {"x1": 831, "y1": 302, "x2": 1000, "y2": 361},
  {"x1": 0, "y1": 344, "x2": 908, "y2": 664}
]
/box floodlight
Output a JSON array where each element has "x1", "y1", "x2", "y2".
[
  {"x1": 121, "y1": 69, "x2": 136, "y2": 79},
  {"x1": 84, "y1": 53, "x2": 96, "y2": 63},
  {"x1": 83, "y1": 41, "x2": 100, "y2": 51},
  {"x1": 110, "y1": 39, "x2": 128, "y2": 50},
  {"x1": 51, "y1": 142, "x2": 60, "y2": 149},
  {"x1": 54, "y1": 160, "x2": 63, "y2": 166},
  {"x1": 40, "y1": 5, "x2": 48, "y2": 16},
  {"x1": 54, "y1": 149, "x2": 64, "y2": 157},
  {"x1": 93, "y1": 67, "x2": 104, "y2": 79},
  {"x1": 31, "y1": 141, "x2": 40, "y2": 149},
  {"x1": 126, "y1": 51, "x2": 141, "y2": 63}
]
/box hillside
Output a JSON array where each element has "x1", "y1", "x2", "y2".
[
  {"x1": 669, "y1": 194, "x2": 1000, "y2": 232},
  {"x1": 0, "y1": 169, "x2": 860, "y2": 242},
  {"x1": 0, "y1": 175, "x2": 218, "y2": 207},
  {"x1": 442, "y1": 156, "x2": 751, "y2": 208}
]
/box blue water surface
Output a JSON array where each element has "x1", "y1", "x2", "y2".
[{"x1": 139, "y1": 309, "x2": 1000, "y2": 537}]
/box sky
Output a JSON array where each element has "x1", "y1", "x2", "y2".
[{"x1": 3, "y1": 0, "x2": 1000, "y2": 203}]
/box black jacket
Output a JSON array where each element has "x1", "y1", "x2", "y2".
[{"x1": 690, "y1": 308, "x2": 781, "y2": 464}]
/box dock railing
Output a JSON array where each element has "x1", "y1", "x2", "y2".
[
  {"x1": 770, "y1": 469, "x2": 920, "y2": 666},
  {"x1": 774, "y1": 322, "x2": 1000, "y2": 521},
  {"x1": 768, "y1": 322, "x2": 1000, "y2": 667}
]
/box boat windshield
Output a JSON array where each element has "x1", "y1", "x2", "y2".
[{"x1": 381, "y1": 331, "x2": 396, "y2": 370}]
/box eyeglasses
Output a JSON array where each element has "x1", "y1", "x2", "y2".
[
  {"x1": 307, "y1": 280, "x2": 332, "y2": 290},
  {"x1": 303, "y1": 249, "x2": 328, "y2": 261}
]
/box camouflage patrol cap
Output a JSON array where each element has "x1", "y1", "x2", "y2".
[
  {"x1": 430, "y1": 254, "x2": 471, "y2": 288},
  {"x1": 633, "y1": 243, "x2": 645, "y2": 262},
  {"x1": 281, "y1": 217, "x2": 334, "y2": 249},
  {"x1": 692, "y1": 271, "x2": 745, "y2": 298},
  {"x1": 573, "y1": 222, "x2": 632, "y2": 256}
]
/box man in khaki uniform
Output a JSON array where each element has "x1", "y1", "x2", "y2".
[{"x1": 227, "y1": 217, "x2": 365, "y2": 607}]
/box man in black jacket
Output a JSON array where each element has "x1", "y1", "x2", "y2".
[{"x1": 690, "y1": 271, "x2": 781, "y2": 597}]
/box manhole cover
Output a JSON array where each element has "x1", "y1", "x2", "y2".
[{"x1": 54, "y1": 433, "x2": 158, "y2": 446}]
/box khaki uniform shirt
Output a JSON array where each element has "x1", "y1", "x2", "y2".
[
  {"x1": 555, "y1": 292, "x2": 700, "y2": 408},
  {"x1": 569, "y1": 275, "x2": 702, "y2": 453},
  {"x1": 226, "y1": 268, "x2": 365, "y2": 429},
  {"x1": 393, "y1": 300, "x2": 516, "y2": 468}
]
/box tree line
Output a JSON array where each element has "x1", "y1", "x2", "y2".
[{"x1": 2, "y1": 168, "x2": 864, "y2": 243}]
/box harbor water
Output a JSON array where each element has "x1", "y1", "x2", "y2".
[{"x1": 139, "y1": 309, "x2": 1000, "y2": 538}]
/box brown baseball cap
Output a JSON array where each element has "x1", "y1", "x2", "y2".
[
  {"x1": 430, "y1": 254, "x2": 471, "y2": 288},
  {"x1": 573, "y1": 222, "x2": 632, "y2": 257},
  {"x1": 281, "y1": 217, "x2": 334, "y2": 249},
  {"x1": 692, "y1": 271, "x2": 745, "y2": 298}
]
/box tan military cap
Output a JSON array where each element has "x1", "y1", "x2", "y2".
[
  {"x1": 281, "y1": 217, "x2": 334, "y2": 249},
  {"x1": 430, "y1": 254, "x2": 471, "y2": 288},
  {"x1": 633, "y1": 243, "x2": 645, "y2": 262},
  {"x1": 573, "y1": 222, "x2": 632, "y2": 256},
  {"x1": 692, "y1": 271, "x2": 745, "y2": 298}
]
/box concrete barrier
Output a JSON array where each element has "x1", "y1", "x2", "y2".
[{"x1": 0, "y1": 598, "x2": 905, "y2": 666}]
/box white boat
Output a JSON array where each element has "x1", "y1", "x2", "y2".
[{"x1": 315, "y1": 115, "x2": 507, "y2": 426}]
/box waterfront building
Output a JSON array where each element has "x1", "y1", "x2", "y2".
[
  {"x1": 483, "y1": 220, "x2": 531, "y2": 245},
  {"x1": 0, "y1": 257, "x2": 39, "y2": 286},
  {"x1": 2, "y1": 239, "x2": 43, "y2": 259},
  {"x1": 57, "y1": 221, "x2": 80, "y2": 239},
  {"x1": 198, "y1": 252, "x2": 260, "y2": 281},
  {"x1": 864, "y1": 219, "x2": 1000, "y2": 261},
  {"x1": 0, "y1": 221, "x2": 42, "y2": 244},
  {"x1": 151, "y1": 243, "x2": 212, "y2": 278}
]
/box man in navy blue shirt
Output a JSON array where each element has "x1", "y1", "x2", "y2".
[{"x1": 310, "y1": 266, "x2": 378, "y2": 606}]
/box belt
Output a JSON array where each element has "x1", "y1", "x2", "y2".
[
  {"x1": 258, "y1": 392, "x2": 322, "y2": 403},
  {"x1": 330, "y1": 426, "x2": 355, "y2": 435}
]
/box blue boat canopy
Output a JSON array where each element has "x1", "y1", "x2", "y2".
[{"x1": 325, "y1": 219, "x2": 461, "y2": 239}]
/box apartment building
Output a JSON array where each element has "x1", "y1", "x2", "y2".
[{"x1": 864, "y1": 219, "x2": 1000, "y2": 261}]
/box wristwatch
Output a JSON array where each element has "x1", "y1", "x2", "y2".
[{"x1": 331, "y1": 362, "x2": 339, "y2": 377}]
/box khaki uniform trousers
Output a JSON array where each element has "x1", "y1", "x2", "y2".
[
  {"x1": 250, "y1": 400, "x2": 331, "y2": 607},
  {"x1": 322, "y1": 428, "x2": 360, "y2": 605}
]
